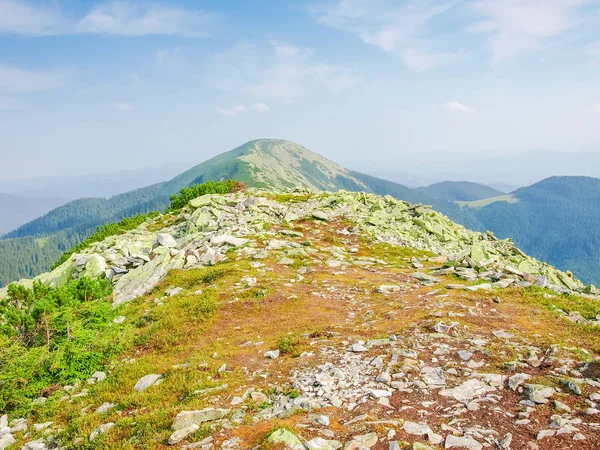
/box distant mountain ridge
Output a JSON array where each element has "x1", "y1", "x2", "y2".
[
  {"x1": 467, "y1": 176, "x2": 600, "y2": 285},
  {"x1": 0, "y1": 139, "x2": 478, "y2": 287},
  {"x1": 1, "y1": 140, "x2": 599, "y2": 287},
  {"x1": 418, "y1": 181, "x2": 504, "y2": 202},
  {"x1": 0, "y1": 193, "x2": 67, "y2": 236}
]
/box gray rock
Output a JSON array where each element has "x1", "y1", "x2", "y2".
[
  {"x1": 421, "y1": 366, "x2": 446, "y2": 386},
  {"x1": 264, "y1": 349, "x2": 280, "y2": 359},
  {"x1": 156, "y1": 233, "x2": 177, "y2": 248},
  {"x1": 168, "y1": 424, "x2": 200, "y2": 445},
  {"x1": 445, "y1": 435, "x2": 483, "y2": 450},
  {"x1": 95, "y1": 402, "x2": 115, "y2": 414},
  {"x1": 133, "y1": 374, "x2": 163, "y2": 392},
  {"x1": 89, "y1": 422, "x2": 115, "y2": 442},
  {"x1": 306, "y1": 437, "x2": 342, "y2": 450},
  {"x1": 0, "y1": 434, "x2": 15, "y2": 450},
  {"x1": 266, "y1": 429, "x2": 304, "y2": 450},
  {"x1": 172, "y1": 409, "x2": 230, "y2": 431}
]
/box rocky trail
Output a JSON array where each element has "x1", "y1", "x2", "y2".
[{"x1": 1, "y1": 190, "x2": 599, "y2": 449}]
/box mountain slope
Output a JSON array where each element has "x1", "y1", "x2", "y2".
[
  {"x1": 0, "y1": 139, "x2": 478, "y2": 287},
  {"x1": 418, "y1": 181, "x2": 504, "y2": 202},
  {"x1": 467, "y1": 176, "x2": 600, "y2": 285},
  {"x1": 1, "y1": 189, "x2": 598, "y2": 449},
  {"x1": 0, "y1": 193, "x2": 66, "y2": 236}
]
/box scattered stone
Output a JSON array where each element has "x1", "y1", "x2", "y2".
[{"x1": 133, "y1": 374, "x2": 163, "y2": 392}]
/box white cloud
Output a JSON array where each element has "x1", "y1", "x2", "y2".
[
  {"x1": 594, "y1": 103, "x2": 600, "y2": 114},
  {"x1": 252, "y1": 103, "x2": 270, "y2": 113},
  {"x1": 207, "y1": 41, "x2": 357, "y2": 102},
  {"x1": 76, "y1": 2, "x2": 214, "y2": 37},
  {"x1": 217, "y1": 103, "x2": 271, "y2": 116},
  {"x1": 310, "y1": 0, "x2": 464, "y2": 71},
  {"x1": 0, "y1": 0, "x2": 63, "y2": 36},
  {"x1": 471, "y1": 0, "x2": 592, "y2": 62},
  {"x1": 435, "y1": 101, "x2": 475, "y2": 113},
  {"x1": 0, "y1": 65, "x2": 69, "y2": 93},
  {"x1": 0, "y1": 0, "x2": 215, "y2": 37},
  {"x1": 217, "y1": 104, "x2": 247, "y2": 116},
  {"x1": 114, "y1": 102, "x2": 135, "y2": 112}
]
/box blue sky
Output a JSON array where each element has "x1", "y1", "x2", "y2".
[{"x1": 0, "y1": 0, "x2": 599, "y2": 182}]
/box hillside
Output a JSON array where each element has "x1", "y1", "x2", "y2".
[
  {"x1": 466, "y1": 176, "x2": 600, "y2": 285},
  {"x1": 0, "y1": 188, "x2": 598, "y2": 449},
  {"x1": 0, "y1": 193, "x2": 66, "y2": 236},
  {"x1": 418, "y1": 181, "x2": 504, "y2": 202},
  {"x1": 0, "y1": 139, "x2": 479, "y2": 288}
]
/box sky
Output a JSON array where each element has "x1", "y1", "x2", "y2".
[{"x1": 0, "y1": 0, "x2": 599, "y2": 184}]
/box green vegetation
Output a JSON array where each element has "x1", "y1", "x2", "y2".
[
  {"x1": 50, "y1": 212, "x2": 159, "y2": 270},
  {"x1": 469, "y1": 176, "x2": 600, "y2": 285},
  {"x1": 0, "y1": 278, "x2": 116, "y2": 414},
  {"x1": 166, "y1": 180, "x2": 243, "y2": 212},
  {"x1": 419, "y1": 181, "x2": 505, "y2": 202},
  {"x1": 457, "y1": 194, "x2": 518, "y2": 208}
]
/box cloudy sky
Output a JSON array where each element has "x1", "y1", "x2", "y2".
[{"x1": 1, "y1": 0, "x2": 599, "y2": 183}]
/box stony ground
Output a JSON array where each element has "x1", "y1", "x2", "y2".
[{"x1": 2, "y1": 191, "x2": 600, "y2": 450}]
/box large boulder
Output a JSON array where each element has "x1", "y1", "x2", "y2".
[
  {"x1": 84, "y1": 255, "x2": 106, "y2": 278},
  {"x1": 113, "y1": 252, "x2": 184, "y2": 306}
]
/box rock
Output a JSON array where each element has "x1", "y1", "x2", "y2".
[
  {"x1": 508, "y1": 373, "x2": 530, "y2": 391},
  {"x1": 133, "y1": 374, "x2": 163, "y2": 392},
  {"x1": 172, "y1": 409, "x2": 230, "y2": 431},
  {"x1": 0, "y1": 434, "x2": 15, "y2": 450},
  {"x1": 537, "y1": 430, "x2": 556, "y2": 440},
  {"x1": 21, "y1": 438, "x2": 45, "y2": 450},
  {"x1": 306, "y1": 437, "x2": 342, "y2": 450},
  {"x1": 9, "y1": 418, "x2": 27, "y2": 433},
  {"x1": 278, "y1": 257, "x2": 295, "y2": 265},
  {"x1": 345, "y1": 432, "x2": 378, "y2": 449},
  {"x1": 89, "y1": 422, "x2": 115, "y2": 442},
  {"x1": 411, "y1": 272, "x2": 440, "y2": 285},
  {"x1": 168, "y1": 424, "x2": 200, "y2": 445},
  {"x1": 165, "y1": 286, "x2": 183, "y2": 297},
  {"x1": 267, "y1": 429, "x2": 304, "y2": 450},
  {"x1": 210, "y1": 235, "x2": 246, "y2": 247},
  {"x1": 421, "y1": 366, "x2": 446, "y2": 386},
  {"x1": 377, "y1": 285, "x2": 401, "y2": 294},
  {"x1": 525, "y1": 384, "x2": 555, "y2": 404},
  {"x1": 349, "y1": 343, "x2": 368, "y2": 352},
  {"x1": 445, "y1": 435, "x2": 483, "y2": 450},
  {"x1": 92, "y1": 371, "x2": 107, "y2": 382},
  {"x1": 156, "y1": 233, "x2": 177, "y2": 248},
  {"x1": 94, "y1": 402, "x2": 115, "y2": 414},
  {"x1": 114, "y1": 251, "x2": 184, "y2": 306},
  {"x1": 441, "y1": 379, "x2": 495, "y2": 402},
  {"x1": 403, "y1": 421, "x2": 431, "y2": 436},
  {"x1": 84, "y1": 254, "x2": 106, "y2": 278},
  {"x1": 264, "y1": 349, "x2": 280, "y2": 359},
  {"x1": 312, "y1": 414, "x2": 330, "y2": 426}
]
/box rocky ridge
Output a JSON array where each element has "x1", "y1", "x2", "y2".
[
  {"x1": 1, "y1": 189, "x2": 596, "y2": 304},
  {"x1": 1, "y1": 189, "x2": 599, "y2": 449}
]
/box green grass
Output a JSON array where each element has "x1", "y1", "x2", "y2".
[
  {"x1": 521, "y1": 285, "x2": 600, "y2": 320},
  {"x1": 457, "y1": 194, "x2": 518, "y2": 209}
]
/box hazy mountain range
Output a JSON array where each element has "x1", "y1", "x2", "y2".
[{"x1": 0, "y1": 139, "x2": 598, "y2": 287}]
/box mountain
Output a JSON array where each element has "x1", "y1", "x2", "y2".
[
  {"x1": 0, "y1": 193, "x2": 67, "y2": 236},
  {"x1": 464, "y1": 176, "x2": 600, "y2": 285},
  {"x1": 0, "y1": 139, "x2": 481, "y2": 287},
  {"x1": 1, "y1": 188, "x2": 598, "y2": 449},
  {"x1": 418, "y1": 181, "x2": 504, "y2": 202}
]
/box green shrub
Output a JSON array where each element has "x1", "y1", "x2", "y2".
[
  {"x1": 166, "y1": 180, "x2": 245, "y2": 212},
  {"x1": 0, "y1": 278, "x2": 119, "y2": 414}
]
